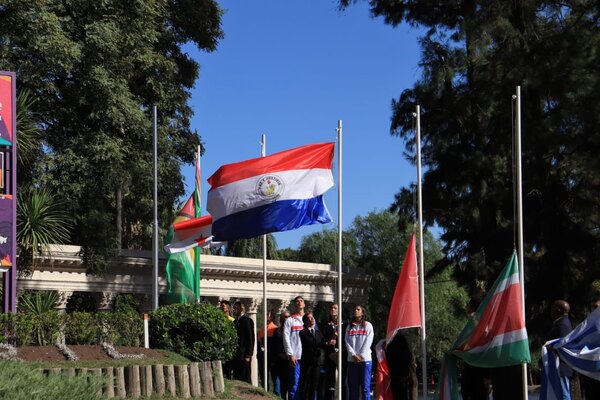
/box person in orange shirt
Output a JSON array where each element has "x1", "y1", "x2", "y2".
[{"x1": 258, "y1": 310, "x2": 279, "y2": 392}]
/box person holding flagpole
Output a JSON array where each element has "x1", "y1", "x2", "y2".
[{"x1": 345, "y1": 305, "x2": 374, "y2": 400}]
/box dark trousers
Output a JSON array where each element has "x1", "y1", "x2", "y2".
[{"x1": 233, "y1": 359, "x2": 251, "y2": 384}]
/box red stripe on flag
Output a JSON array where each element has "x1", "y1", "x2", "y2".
[
  {"x1": 207, "y1": 143, "x2": 334, "y2": 188},
  {"x1": 457, "y1": 283, "x2": 525, "y2": 351},
  {"x1": 173, "y1": 215, "x2": 212, "y2": 231}
]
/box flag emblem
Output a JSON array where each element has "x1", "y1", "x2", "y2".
[{"x1": 256, "y1": 175, "x2": 284, "y2": 201}]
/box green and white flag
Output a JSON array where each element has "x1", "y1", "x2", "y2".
[
  {"x1": 434, "y1": 251, "x2": 530, "y2": 400},
  {"x1": 164, "y1": 150, "x2": 202, "y2": 303}
]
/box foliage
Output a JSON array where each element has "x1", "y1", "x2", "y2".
[
  {"x1": 0, "y1": 311, "x2": 143, "y2": 346},
  {"x1": 277, "y1": 247, "x2": 300, "y2": 261},
  {"x1": 15, "y1": 88, "x2": 45, "y2": 186},
  {"x1": 111, "y1": 293, "x2": 141, "y2": 315},
  {"x1": 341, "y1": 0, "x2": 600, "y2": 344},
  {"x1": 0, "y1": 360, "x2": 103, "y2": 400},
  {"x1": 66, "y1": 292, "x2": 98, "y2": 313},
  {"x1": 16, "y1": 188, "x2": 72, "y2": 274},
  {"x1": 0, "y1": 313, "x2": 17, "y2": 344},
  {"x1": 23, "y1": 312, "x2": 62, "y2": 346},
  {"x1": 150, "y1": 302, "x2": 236, "y2": 361},
  {"x1": 0, "y1": 0, "x2": 224, "y2": 273},
  {"x1": 424, "y1": 267, "x2": 469, "y2": 369},
  {"x1": 63, "y1": 312, "x2": 101, "y2": 345},
  {"x1": 296, "y1": 229, "x2": 358, "y2": 267},
  {"x1": 18, "y1": 290, "x2": 59, "y2": 314},
  {"x1": 226, "y1": 234, "x2": 279, "y2": 259},
  {"x1": 96, "y1": 312, "x2": 144, "y2": 346}
]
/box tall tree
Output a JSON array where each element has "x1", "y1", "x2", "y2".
[
  {"x1": 226, "y1": 234, "x2": 279, "y2": 260},
  {"x1": 340, "y1": 1, "x2": 600, "y2": 336},
  {"x1": 0, "y1": 0, "x2": 223, "y2": 273},
  {"x1": 296, "y1": 229, "x2": 358, "y2": 267}
]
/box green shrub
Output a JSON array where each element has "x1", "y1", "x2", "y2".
[
  {"x1": 30, "y1": 311, "x2": 62, "y2": 346},
  {"x1": 0, "y1": 313, "x2": 17, "y2": 344},
  {"x1": 150, "y1": 302, "x2": 236, "y2": 361},
  {"x1": 64, "y1": 312, "x2": 101, "y2": 345},
  {"x1": 96, "y1": 312, "x2": 143, "y2": 346},
  {"x1": 12, "y1": 312, "x2": 35, "y2": 346},
  {"x1": 0, "y1": 360, "x2": 103, "y2": 400},
  {"x1": 111, "y1": 294, "x2": 140, "y2": 315}
]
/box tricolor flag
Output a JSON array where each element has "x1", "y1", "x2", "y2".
[
  {"x1": 434, "y1": 251, "x2": 530, "y2": 400},
  {"x1": 164, "y1": 149, "x2": 203, "y2": 303},
  {"x1": 207, "y1": 142, "x2": 335, "y2": 241},
  {"x1": 540, "y1": 307, "x2": 600, "y2": 400}
]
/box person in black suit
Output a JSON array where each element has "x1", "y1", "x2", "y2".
[
  {"x1": 323, "y1": 304, "x2": 340, "y2": 400},
  {"x1": 548, "y1": 299, "x2": 574, "y2": 399},
  {"x1": 233, "y1": 300, "x2": 255, "y2": 384},
  {"x1": 385, "y1": 332, "x2": 416, "y2": 400},
  {"x1": 299, "y1": 311, "x2": 325, "y2": 400},
  {"x1": 460, "y1": 298, "x2": 490, "y2": 400},
  {"x1": 273, "y1": 311, "x2": 291, "y2": 399}
]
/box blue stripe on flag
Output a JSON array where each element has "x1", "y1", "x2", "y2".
[{"x1": 212, "y1": 196, "x2": 331, "y2": 241}]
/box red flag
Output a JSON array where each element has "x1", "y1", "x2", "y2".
[
  {"x1": 375, "y1": 339, "x2": 394, "y2": 400},
  {"x1": 386, "y1": 232, "x2": 421, "y2": 343}
]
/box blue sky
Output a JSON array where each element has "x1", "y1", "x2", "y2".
[{"x1": 181, "y1": 0, "x2": 423, "y2": 249}]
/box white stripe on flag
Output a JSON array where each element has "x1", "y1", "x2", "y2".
[
  {"x1": 465, "y1": 328, "x2": 528, "y2": 354},
  {"x1": 494, "y1": 272, "x2": 520, "y2": 294},
  {"x1": 207, "y1": 168, "x2": 333, "y2": 220}
]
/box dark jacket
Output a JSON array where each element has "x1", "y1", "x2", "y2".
[
  {"x1": 299, "y1": 327, "x2": 325, "y2": 366},
  {"x1": 548, "y1": 315, "x2": 573, "y2": 377},
  {"x1": 235, "y1": 314, "x2": 255, "y2": 361}
]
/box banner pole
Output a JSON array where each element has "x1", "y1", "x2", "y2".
[
  {"x1": 152, "y1": 105, "x2": 159, "y2": 310},
  {"x1": 336, "y1": 120, "x2": 343, "y2": 400},
  {"x1": 261, "y1": 134, "x2": 268, "y2": 391},
  {"x1": 416, "y1": 105, "x2": 428, "y2": 399},
  {"x1": 515, "y1": 86, "x2": 529, "y2": 400}
]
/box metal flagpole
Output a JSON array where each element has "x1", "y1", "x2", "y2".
[
  {"x1": 152, "y1": 105, "x2": 159, "y2": 310},
  {"x1": 416, "y1": 105, "x2": 428, "y2": 399},
  {"x1": 261, "y1": 134, "x2": 268, "y2": 392},
  {"x1": 336, "y1": 120, "x2": 343, "y2": 400},
  {"x1": 515, "y1": 86, "x2": 529, "y2": 400}
]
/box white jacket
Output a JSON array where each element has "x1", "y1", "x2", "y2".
[
  {"x1": 345, "y1": 321, "x2": 374, "y2": 362},
  {"x1": 283, "y1": 313, "x2": 304, "y2": 359}
]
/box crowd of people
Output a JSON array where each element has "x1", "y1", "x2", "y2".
[
  {"x1": 218, "y1": 296, "x2": 393, "y2": 400},
  {"x1": 216, "y1": 294, "x2": 600, "y2": 400}
]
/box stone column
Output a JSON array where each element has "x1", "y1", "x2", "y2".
[
  {"x1": 99, "y1": 292, "x2": 115, "y2": 311},
  {"x1": 56, "y1": 290, "x2": 73, "y2": 312},
  {"x1": 246, "y1": 297, "x2": 260, "y2": 387}
]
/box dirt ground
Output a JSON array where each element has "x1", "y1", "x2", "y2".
[{"x1": 16, "y1": 345, "x2": 163, "y2": 362}]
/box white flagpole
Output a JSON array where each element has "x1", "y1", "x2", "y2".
[
  {"x1": 261, "y1": 134, "x2": 268, "y2": 391},
  {"x1": 515, "y1": 86, "x2": 529, "y2": 400},
  {"x1": 336, "y1": 120, "x2": 343, "y2": 400},
  {"x1": 152, "y1": 105, "x2": 159, "y2": 310},
  {"x1": 416, "y1": 105, "x2": 428, "y2": 399},
  {"x1": 195, "y1": 145, "x2": 201, "y2": 302}
]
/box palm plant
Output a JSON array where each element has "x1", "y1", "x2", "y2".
[
  {"x1": 18, "y1": 290, "x2": 59, "y2": 314},
  {"x1": 16, "y1": 187, "x2": 72, "y2": 275}
]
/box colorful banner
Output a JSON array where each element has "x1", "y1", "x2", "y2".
[
  {"x1": 0, "y1": 74, "x2": 14, "y2": 145},
  {"x1": 0, "y1": 196, "x2": 13, "y2": 272}
]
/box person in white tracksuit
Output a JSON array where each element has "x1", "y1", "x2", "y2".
[
  {"x1": 283, "y1": 295, "x2": 305, "y2": 399},
  {"x1": 345, "y1": 305, "x2": 374, "y2": 400}
]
